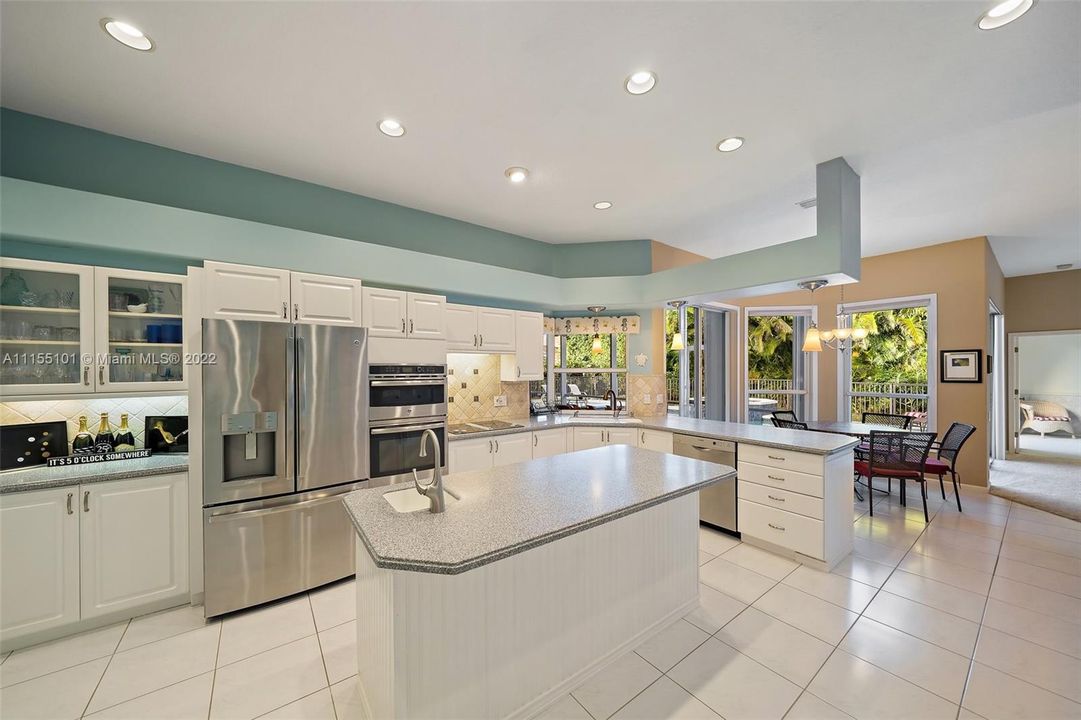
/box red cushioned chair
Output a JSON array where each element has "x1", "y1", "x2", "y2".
[
  {"x1": 923, "y1": 422, "x2": 976, "y2": 513},
  {"x1": 856, "y1": 412, "x2": 914, "y2": 493},
  {"x1": 855, "y1": 430, "x2": 937, "y2": 521}
]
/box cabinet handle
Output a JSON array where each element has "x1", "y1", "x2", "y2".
[
  {"x1": 767, "y1": 522, "x2": 786, "y2": 532},
  {"x1": 767, "y1": 455, "x2": 786, "y2": 461},
  {"x1": 98, "y1": 366, "x2": 105, "y2": 385},
  {"x1": 488, "y1": 440, "x2": 493, "y2": 453},
  {"x1": 479, "y1": 334, "x2": 484, "y2": 347},
  {"x1": 402, "y1": 319, "x2": 406, "y2": 334},
  {"x1": 282, "y1": 302, "x2": 288, "y2": 319},
  {"x1": 517, "y1": 366, "x2": 521, "y2": 378},
  {"x1": 66, "y1": 493, "x2": 74, "y2": 515},
  {"x1": 410, "y1": 319, "x2": 414, "y2": 334},
  {"x1": 641, "y1": 431, "x2": 646, "y2": 444},
  {"x1": 767, "y1": 475, "x2": 785, "y2": 482},
  {"x1": 83, "y1": 491, "x2": 90, "y2": 513},
  {"x1": 473, "y1": 334, "x2": 478, "y2": 347},
  {"x1": 767, "y1": 494, "x2": 786, "y2": 502},
  {"x1": 533, "y1": 435, "x2": 538, "y2": 447},
  {"x1": 294, "y1": 303, "x2": 299, "y2": 320},
  {"x1": 83, "y1": 367, "x2": 90, "y2": 386},
  {"x1": 494, "y1": 439, "x2": 500, "y2": 453}
]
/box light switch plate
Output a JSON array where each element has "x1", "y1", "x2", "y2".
[
  {"x1": 493, "y1": 395, "x2": 507, "y2": 407},
  {"x1": 642, "y1": 394, "x2": 652, "y2": 404}
]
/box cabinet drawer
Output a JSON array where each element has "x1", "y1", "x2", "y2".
[
  {"x1": 739, "y1": 444, "x2": 823, "y2": 475},
  {"x1": 738, "y1": 461, "x2": 823, "y2": 498},
  {"x1": 738, "y1": 481, "x2": 823, "y2": 520},
  {"x1": 738, "y1": 499, "x2": 823, "y2": 560}
]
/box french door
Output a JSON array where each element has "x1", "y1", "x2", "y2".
[{"x1": 744, "y1": 307, "x2": 816, "y2": 423}]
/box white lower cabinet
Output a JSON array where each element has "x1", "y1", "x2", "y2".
[
  {"x1": 638, "y1": 429, "x2": 674, "y2": 453},
  {"x1": 448, "y1": 437, "x2": 495, "y2": 473},
  {"x1": 0, "y1": 488, "x2": 79, "y2": 641},
  {"x1": 572, "y1": 426, "x2": 639, "y2": 451},
  {"x1": 0, "y1": 474, "x2": 189, "y2": 648},
  {"x1": 80, "y1": 473, "x2": 189, "y2": 619},
  {"x1": 531, "y1": 429, "x2": 567, "y2": 459},
  {"x1": 491, "y1": 433, "x2": 532, "y2": 466}
]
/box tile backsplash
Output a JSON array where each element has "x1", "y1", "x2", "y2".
[
  {"x1": 447, "y1": 354, "x2": 529, "y2": 424},
  {"x1": 0, "y1": 395, "x2": 188, "y2": 454},
  {"x1": 627, "y1": 374, "x2": 668, "y2": 417}
]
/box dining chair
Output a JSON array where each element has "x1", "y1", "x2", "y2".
[
  {"x1": 855, "y1": 430, "x2": 937, "y2": 521},
  {"x1": 770, "y1": 410, "x2": 799, "y2": 423},
  {"x1": 771, "y1": 418, "x2": 808, "y2": 430},
  {"x1": 861, "y1": 412, "x2": 914, "y2": 429},
  {"x1": 923, "y1": 422, "x2": 976, "y2": 512}
]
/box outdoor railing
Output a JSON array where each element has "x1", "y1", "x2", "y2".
[{"x1": 849, "y1": 381, "x2": 929, "y2": 421}]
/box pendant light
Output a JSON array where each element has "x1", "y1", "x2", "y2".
[
  {"x1": 797, "y1": 280, "x2": 869, "y2": 353},
  {"x1": 668, "y1": 300, "x2": 687, "y2": 351},
  {"x1": 591, "y1": 334, "x2": 604, "y2": 354},
  {"x1": 588, "y1": 306, "x2": 607, "y2": 354}
]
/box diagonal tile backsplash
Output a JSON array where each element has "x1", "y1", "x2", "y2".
[
  {"x1": 0, "y1": 395, "x2": 188, "y2": 453},
  {"x1": 447, "y1": 354, "x2": 530, "y2": 424}
]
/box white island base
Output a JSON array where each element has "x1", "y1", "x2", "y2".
[{"x1": 354, "y1": 494, "x2": 699, "y2": 719}]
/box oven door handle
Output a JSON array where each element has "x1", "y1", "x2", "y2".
[
  {"x1": 370, "y1": 422, "x2": 446, "y2": 435},
  {"x1": 370, "y1": 379, "x2": 445, "y2": 386}
]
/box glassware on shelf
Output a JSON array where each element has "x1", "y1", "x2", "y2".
[
  {"x1": 59, "y1": 327, "x2": 79, "y2": 342},
  {"x1": 40, "y1": 289, "x2": 60, "y2": 308},
  {"x1": 57, "y1": 291, "x2": 76, "y2": 309},
  {"x1": 14, "y1": 320, "x2": 33, "y2": 339},
  {"x1": 18, "y1": 291, "x2": 39, "y2": 307},
  {"x1": 147, "y1": 286, "x2": 165, "y2": 314},
  {"x1": 32, "y1": 325, "x2": 55, "y2": 341},
  {"x1": 0, "y1": 270, "x2": 29, "y2": 306}
]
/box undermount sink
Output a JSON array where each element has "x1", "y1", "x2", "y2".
[{"x1": 383, "y1": 487, "x2": 459, "y2": 513}]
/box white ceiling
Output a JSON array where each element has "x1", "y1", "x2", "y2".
[{"x1": 1, "y1": 1, "x2": 1079, "y2": 277}]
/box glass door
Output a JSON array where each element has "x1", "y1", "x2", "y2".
[
  {"x1": 94, "y1": 268, "x2": 186, "y2": 392},
  {"x1": 673, "y1": 306, "x2": 730, "y2": 420},
  {"x1": 745, "y1": 308, "x2": 815, "y2": 424},
  {"x1": 0, "y1": 259, "x2": 94, "y2": 394}
]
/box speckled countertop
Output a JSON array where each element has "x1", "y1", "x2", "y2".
[
  {"x1": 449, "y1": 415, "x2": 859, "y2": 455},
  {"x1": 343, "y1": 445, "x2": 733, "y2": 575},
  {"x1": 0, "y1": 455, "x2": 189, "y2": 494}
]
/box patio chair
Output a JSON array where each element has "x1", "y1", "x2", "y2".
[
  {"x1": 923, "y1": 422, "x2": 976, "y2": 512},
  {"x1": 771, "y1": 418, "x2": 808, "y2": 430},
  {"x1": 861, "y1": 412, "x2": 913, "y2": 429},
  {"x1": 770, "y1": 410, "x2": 799, "y2": 423},
  {"x1": 856, "y1": 430, "x2": 937, "y2": 522}
]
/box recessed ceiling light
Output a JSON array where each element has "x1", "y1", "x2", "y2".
[
  {"x1": 378, "y1": 119, "x2": 405, "y2": 137},
  {"x1": 978, "y1": 0, "x2": 1035, "y2": 30},
  {"x1": 624, "y1": 70, "x2": 657, "y2": 95},
  {"x1": 101, "y1": 18, "x2": 153, "y2": 51},
  {"x1": 717, "y1": 137, "x2": 744, "y2": 153},
  {"x1": 593, "y1": 201, "x2": 613, "y2": 210},
  {"x1": 505, "y1": 167, "x2": 529, "y2": 184}
]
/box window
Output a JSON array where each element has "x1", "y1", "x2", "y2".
[
  {"x1": 667, "y1": 305, "x2": 731, "y2": 419},
  {"x1": 839, "y1": 296, "x2": 936, "y2": 429},
  {"x1": 552, "y1": 333, "x2": 627, "y2": 407},
  {"x1": 745, "y1": 307, "x2": 817, "y2": 424}
]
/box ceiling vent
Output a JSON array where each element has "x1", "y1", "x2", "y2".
[
  {"x1": 1056, "y1": 263, "x2": 1074, "y2": 270},
  {"x1": 796, "y1": 197, "x2": 817, "y2": 209}
]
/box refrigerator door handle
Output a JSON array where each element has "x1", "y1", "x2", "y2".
[
  {"x1": 287, "y1": 327, "x2": 298, "y2": 490},
  {"x1": 206, "y1": 492, "x2": 344, "y2": 523},
  {"x1": 293, "y1": 329, "x2": 304, "y2": 488}
]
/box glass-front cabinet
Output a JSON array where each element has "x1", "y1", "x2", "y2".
[
  {"x1": 0, "y1": 259, "x2": 187, "y2": 395},
  {"x1": 0, "y1": 259, "x2": 95, "y2": 395},
  {"x1": 94, "y1": 268, "x2": 185, "y2": 392}
]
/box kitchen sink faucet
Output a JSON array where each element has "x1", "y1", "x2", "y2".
[
  {"x1": 412, "y1": 429, "x2": 446, "y2": 513},
  {"x1": 605, "y1": 389, "x2": 623, "y2": 420}
]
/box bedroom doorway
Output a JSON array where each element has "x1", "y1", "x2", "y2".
[{"x1": 1009, "y1": 329, "x2": 1081, "y2": 459}]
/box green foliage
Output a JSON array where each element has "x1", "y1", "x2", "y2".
[
  {"x1": 850, "y1": 307, "x2": 928, "y2": 383},
  {"x1": 747, "y1": 315, "x2": 794, "y2": 379},
  {"x1": 561, "y1": 333, "x2": 626, "y2": 369}
]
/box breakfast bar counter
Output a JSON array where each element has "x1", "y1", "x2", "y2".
[{"x1": 342, "y1": 446, "x2": 734, "y2": 719}]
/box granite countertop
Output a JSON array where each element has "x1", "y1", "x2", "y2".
[
  {"x1": 448, "y1": 415, "x2": 860, "y2": 455},
  {"x1": 0, "y1": 455, "x2": 190, "y2": 494},
  {"x1": 343, "y1": 445, "x2": 733, "y2": 575}
]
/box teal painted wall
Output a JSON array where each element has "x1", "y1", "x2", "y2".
[{"x1": 0, "y1": 108, "x2": 652, "y2": 278}]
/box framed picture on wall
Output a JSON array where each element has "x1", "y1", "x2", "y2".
[{"x1": 940, "y1": 349, "x2": 983, "y2": 383}]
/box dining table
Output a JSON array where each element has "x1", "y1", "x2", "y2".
[{"x1": 800, "y1": 420, "x2": 910, "y2": 437}]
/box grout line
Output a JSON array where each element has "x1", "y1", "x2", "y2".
[
  {"x1": 79, "y1": 619, "x2": 131, "y2": 719},
  {"x1": 307, "y1": 592, "x2": 335, "y2": 717},
  {"x1": 206, "y1": 616, "x2": 223, "y2": 720},
  {"x1": 252, "y1": 686, "x2": 331, "y2": 720}
]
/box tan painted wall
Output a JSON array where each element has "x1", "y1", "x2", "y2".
[
  {"x1": 1005, "y1": 269, "x2": 1081, "y2": 334},
  {"x1": 650, "y1": 240, "x2": 709, "y2": 272},
  {"x1": 725, "y1": 237, "x2": 1000, "y2": 486}
]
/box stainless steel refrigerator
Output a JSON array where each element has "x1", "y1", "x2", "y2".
[{"x1": 201, "y1": 319, "x2": 369, "y2": 617}]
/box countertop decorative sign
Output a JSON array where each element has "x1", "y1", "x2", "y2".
[{"x1": 47, "y1": 448, "x2": 151, "y2": 467}]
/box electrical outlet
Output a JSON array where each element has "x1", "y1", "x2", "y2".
[
  {"x1": 493, "y1": 394, "x2": 507, "y2": 407},
  {"x1": 642, "y1": 393, "x2": 652, "y2": 404}
]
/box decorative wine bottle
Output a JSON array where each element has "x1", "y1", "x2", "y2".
[
  {"x1": 94, "y1": 413, "x2": 115, "y2": 453},
  {"x1": 72, "y1": 415, "x2": 96, "y2": 455},
  {"x1": 113, "y1": 413, "x2": 135, "y2": 452}
]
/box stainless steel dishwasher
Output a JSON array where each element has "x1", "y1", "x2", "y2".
[{"x1": 673, "y1": 434, "x2": 738, "y2": 534}]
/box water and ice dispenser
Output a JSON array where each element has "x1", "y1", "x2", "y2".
[{"x1": 220, "y1": 411, "x2": 279, "y2": 481}]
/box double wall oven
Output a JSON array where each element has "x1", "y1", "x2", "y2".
[{"x1": 368, "y1": 364, "x2": 448, "y2": 486}]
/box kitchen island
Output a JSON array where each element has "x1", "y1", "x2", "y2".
[{"x1": 342, "y1": 445, "x2": 734, "y2": 719}]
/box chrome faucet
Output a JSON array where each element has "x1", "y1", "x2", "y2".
[
  {"x1": 411, "y1": 429, "x2": 446, "y2": 513},
  {"x1": 605, "y1": 389, "x2": 623, "y2": 420}
]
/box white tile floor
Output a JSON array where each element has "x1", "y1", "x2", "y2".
[{"x1": 3, "y1": 484, "x2": 1080, "y2": 720}]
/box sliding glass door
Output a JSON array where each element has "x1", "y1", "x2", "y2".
[
  {"x1": 667, "y1": 305, "x2": 731, "y2": 419},
  {"x1": 745, "y1": 307, "x2": 816, "y2": 424}
]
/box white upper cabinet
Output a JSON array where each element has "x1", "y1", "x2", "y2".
[
  {"x1": 445, "y1": 304, "x2": 480, "y2": 351},
  {"x1": 0, "y1": 487, "x2": 79, "y2": 644},
  {"x1": 79, "y1": 473, "x2": 188, "y2": 620},
  {"x1": 477, "y1": 308, "x2": 516, "y2": 352},
  {"x1": 363, "y1": 288, "x2": 446, "y2": 340},
  {"x1": 500, "y1": 311, "x2": 545, "y2": 381},
  {"x1": 0, "y1": 258, "x2": 96, "y2": 395},
  {"x1": 406, "y1": 293, "x2": 446, "y2": 340},
  {"x1": 362, "y1": 287, "x2": 409, "y2": 337},
  {"x1": 203, "y1": 261, "x2": 291, "y2": 322},
  {"x1": 290, "y1": 272, "x2": 363, "y2": 326}
]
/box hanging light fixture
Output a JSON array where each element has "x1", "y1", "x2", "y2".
[
  {"x1": 591, "y1": 334, "x2": 604, "y2": 354},
  {"x1": 797, "y1": 280, "x2": 869, "y2": 353},
  {"x1": 587, "y1": 306, "x2": 607, "y2": 354},
  {"x1": 667, "y1": 300, "x2": 687, "y2": 351}
]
